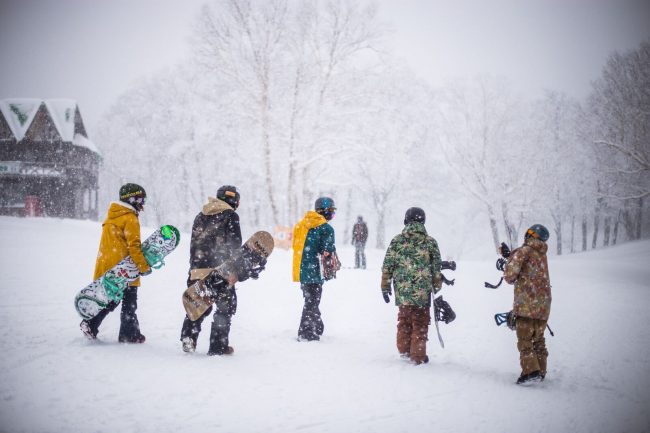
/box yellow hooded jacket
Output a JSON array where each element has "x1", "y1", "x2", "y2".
[
  {"x1": 292, "y1": 211, "x2": 327, "y2": 282},
  {"x1": 93, "y1": 202, "x2": 151, "y2": 286}
]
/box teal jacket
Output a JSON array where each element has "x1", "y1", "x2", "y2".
[{"x1": 300, "y1": 223, "x2": 336, "y2": 284}]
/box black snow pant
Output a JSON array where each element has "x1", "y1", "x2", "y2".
[
  {"x1": 180, "y1": 286, "x2": 237, "y2": 354},
  {"x1": 298, "y1": 283, "x2": 324, "y2": 341},
  {"x1": 85, "y1": 286, "x2": 142, "y2": 339},
  {"x1": 354, "y1": 242, "x2": 366, "y2": 269}
]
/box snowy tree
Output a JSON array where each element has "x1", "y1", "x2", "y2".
[
  {"x1": 585, "y1": 40, "x2": 650, "y2": 241},
  {"x1": 436, "y1": 77, "x2": 529, "y2": 249}
]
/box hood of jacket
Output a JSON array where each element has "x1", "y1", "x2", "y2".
[
  {"x1": 105, "y1": 201, "x2": 137, "y2": 222},
  {"x1": 299, "y1": 210, "x2": 327, "y2": 229},
  {"x1": 202, "y1": 197, "x2": 233, "y2": 216},
  {"x1": 525, "y1": 237, "x2": 548, "y2": 254},
  {"x1": 401, "y1": 222, "x2": 428, "y2": 238}
]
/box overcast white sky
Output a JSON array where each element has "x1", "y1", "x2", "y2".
[{"x1": 1, "y1": 0, "x2": 649, "y2": 136}]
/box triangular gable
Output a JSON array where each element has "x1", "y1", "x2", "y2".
[
  {"x1": 73, "y1": 105, "x2": 88, "y2": 138},
  {"x1": 23, "y1": 103, "x2": 62, "y2": 142},
  {"x1": 0, "y1": 99, "x2": 41, "y2": 141},
  {"x1": 0, "y1": 109, "x2": 15, "y2": 141},
  {"x1": 45, "y1": 99, "x2": 77, "y2": 142}
]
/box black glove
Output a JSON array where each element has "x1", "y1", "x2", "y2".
[
  {"x1": 496, "y1": 257, "x2": 506, "y2": 272},
  {"x1": 247, "y1": 258, "x2": 267, "y2": 280},
  {"x1": 499, "y1": 242, "x2": 511, "y2": 259},
  {"x1": 382, "y1": 291, "x2": 391, "y2": 303}
]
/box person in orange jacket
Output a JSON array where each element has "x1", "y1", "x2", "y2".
[{"x1": 80, "y1": 183, "x2": 151, "y2": 343}]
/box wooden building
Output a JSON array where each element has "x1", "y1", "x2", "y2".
[{"x1": 0, "y1": 99, "x2": 100, "y2": 219}]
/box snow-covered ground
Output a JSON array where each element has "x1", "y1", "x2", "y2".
[{"x1": 0, "y1": 216, "x2": 649, "y2": 433}]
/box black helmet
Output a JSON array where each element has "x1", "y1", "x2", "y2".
[
  {"x1": 404, "y1": 207, "x2": 425, "y2": 225},
  {"x1": 525, "y1": 224, "x2": 550, "y2": 242},
  {"x1": 315, "y1": 197, "x2": 336, "y2": 220},
  {"x1": 217, "y1": 185, "x2": 240, "y2": 210},
  {"x1": 119, "y1": 183, "x2": 146, "y2": 212}
]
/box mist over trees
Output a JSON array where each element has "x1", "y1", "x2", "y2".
[{"x1": 95, "y1": 0, "x2": 649, "y2": 258}]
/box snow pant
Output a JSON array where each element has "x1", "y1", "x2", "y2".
[
  {"x1": 516, "y1": 316, "x2": 548, "y2": 376},
  {"x1": 180, "y1": 286, "x2": 237, "y2": 354},
  {"x1": 298, "y1": 283, "x2": 324, "y2": 340},
  {"x1": 85, "y1": 286, "x2": 142, "y2": 339},
  {"x1": 396, "y1": 305, "x2": 430, "y2": 364},
  {"x1": 354, "y1": 242, "x2": 366, "y2": 269}
]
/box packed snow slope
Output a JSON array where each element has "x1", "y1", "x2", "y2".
[{"x1": 0, "y1": 216, "x2": 649, "y2": 433}]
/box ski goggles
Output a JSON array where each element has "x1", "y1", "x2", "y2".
[{"x1": 526, "y1": 228, "x2": 539, "y2": 238}]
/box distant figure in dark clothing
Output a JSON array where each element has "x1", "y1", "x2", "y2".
[{"x1": 352, "y1": 216, "x2": 368, "y2": 269}]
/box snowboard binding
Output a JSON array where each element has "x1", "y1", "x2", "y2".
[
  {"x1": 434, "y1": 296, "x2": 456, "y2": 324},
  {"x1": 494, "y1": 311, "x2": 517, "y2": 330}
]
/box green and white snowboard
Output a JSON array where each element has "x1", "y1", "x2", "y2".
[{"x1": 74, "y1": 225, "x2": 180, "y2": 320}]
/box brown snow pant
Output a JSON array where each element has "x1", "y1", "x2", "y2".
[
  {"x1": 516, "y1": 316, "x2": 549, "y2": 376},
  {"x1": 396, "y1": 305, "x2": 431, "y2": 364}
]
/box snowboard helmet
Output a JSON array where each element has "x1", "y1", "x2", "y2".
[
  {"x1": 217, "y1": 185, "x2": 240, "y2": 210},
  {"x1": 525, "y1": 224, "x2": 550, "y2": 242},
  {"x1": 404, "y1": 207, "x2": 425, "y2": 225},
  {"x1": 119, "y1": 183, "x2": 146, "y2": 212},
  {"x1": 315, "y1": 197, "x2": 336, "y2": 220}
]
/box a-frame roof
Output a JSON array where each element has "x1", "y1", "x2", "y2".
[{"x1": 0, "y1": 99, "x2": 98, "y2": 154}]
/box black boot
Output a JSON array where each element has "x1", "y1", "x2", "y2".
[{"x1": 516, "y1": 370, "x2": 542, "y2": 385}]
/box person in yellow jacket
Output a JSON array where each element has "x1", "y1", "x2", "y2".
[
  {"x1": 80, "y1": 183, "x2": 151, "y2": 343},
  {"x1": 292, "y1": 197, "x2": 337, "y2": 341}
]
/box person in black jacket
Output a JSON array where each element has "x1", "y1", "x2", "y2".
[
  {"x1": 352, "y1": 216, "x2": 368, "y2": 269},
  {"x1": 180, "y1": 185, "x2": 242, "y2": 355}
]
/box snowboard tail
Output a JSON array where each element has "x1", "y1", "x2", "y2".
[
  {"x1": 74, "y1": 225, "x2": 180, "y2": 320},
  {"x1": 182, "y1": 231, "x2": 274, "y2": 321}
]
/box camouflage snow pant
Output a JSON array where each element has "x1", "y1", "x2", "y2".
[
  {"x1": 516, "y1": 316, "x2": 549, "y2": 376},
  {"x1": 396, "y1": 305, "x2": 430, "y2": 364}
]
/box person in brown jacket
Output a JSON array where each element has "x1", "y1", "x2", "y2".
[
  {"x1": 80, "y1": 183, "x2": 151, "y2": 343},
  {"x1": 503, "y1": 223, "x2": 552, "y2": 384}
]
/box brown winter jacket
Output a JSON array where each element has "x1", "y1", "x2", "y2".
[
  {"x1": 504, "y1": 237, "x2": 552, "y2": 321},
  {"x1": 93, "y1": 202, "x2": 151, "y2": 286}
]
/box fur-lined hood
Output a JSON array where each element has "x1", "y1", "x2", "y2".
[{"x1": 202, "y1": 197, "x2": 233, "y2": 216}]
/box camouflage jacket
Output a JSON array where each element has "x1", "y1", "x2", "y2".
[
  {"x1": 504, "y1": 238, "x2": 552, "y2": 320},
  {"x1": 381, "y1": 222, "x2": 441, "y2": 307}
]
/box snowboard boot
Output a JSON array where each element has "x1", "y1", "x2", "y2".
[
  {"x1": 181, "y1": 337, "x2": 196, "y2": 353},
  {"x1": 80, "y1": 320, "x2": 97, "y2": 340},
  {"x1": 207, "y1": 346, "x2": 234, "y2": 356},
  {"x1": 412, "y1": 355, "x2": 429, "y2": 365},
  {"x1": 516, "y1": 370, "x2": 542, "y2": 385},
  {"x1": 118, "y1": 334, "x2": 146, "y2": 344}
]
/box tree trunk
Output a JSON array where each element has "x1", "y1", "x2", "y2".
[
  {"x1": 636, "y1": 197, "x2": 644, "y2": 239},
  {"x1": 592, "y1": 209, "x2": 600, "y2": 249},
  {"x1": 376, "y1": 210, "x2": 385, "y2": 249},
  {"x1": 570, "y1": 215, "x2": 576, "y2": 253},
  {"x1": 555, "y1": 219, "x2": 562, "y2": 255},
  {"x1": 343, "y1": 189, "x2": 352, "y2": 245},
  {"x1": 261, "y1": 90, "x2": 279, "y2": 227},
  {"x1": 603, "y1": 216, "x2": 611, "y2": 246},
  {"x1": 487, "y1": 203, "x2": 500, "y2": 251},
  {"x1": 582, "y1": 216, "x2": 588, "y2": 251},
  {"x1": 613, "y1": 210, "x2": 620, "y2": 245}
]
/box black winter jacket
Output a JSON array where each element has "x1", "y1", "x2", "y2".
[{"x1": 187, "y1": 197, "x2": 242, "y2": 286}]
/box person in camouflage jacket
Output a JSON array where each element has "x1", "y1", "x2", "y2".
[
  {"x1": 381, "y1": 207, "x2": 442, "y2": 365},
  {"x1": 503, "y1": 224, "x2": 552, "y2": 384}
]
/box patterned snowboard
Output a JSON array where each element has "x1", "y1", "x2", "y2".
[
  {"x1": 74, "y1": 225, "x2": 180, "y2": 320},
  {"x1": 182, "y1": 231, "x2": 274, "y2": 321}
]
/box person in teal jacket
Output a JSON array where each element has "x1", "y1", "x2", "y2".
[{"x1": 292, "y1": 197, "x2": 337, "y2": 341}]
